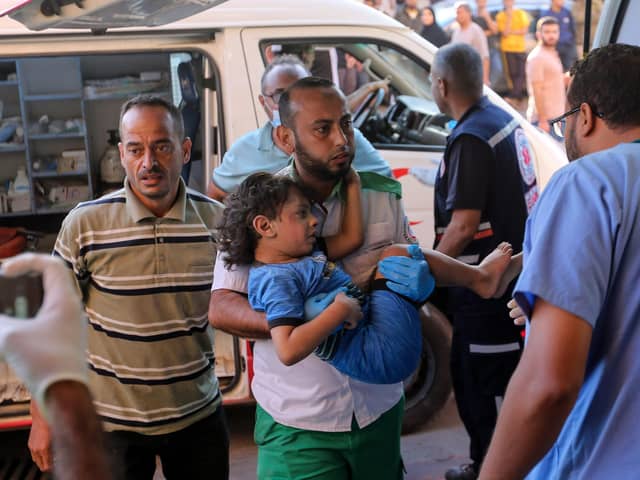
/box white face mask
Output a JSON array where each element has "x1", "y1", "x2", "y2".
[{"x1": 270, "y1": 109, "x2": 281, "y2": 128}]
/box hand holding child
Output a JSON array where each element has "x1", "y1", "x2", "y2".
[
  {"x1": 333, "y1": 292, "x2": 362, "y2": 330},
  {"x1": 304, "y1": 287, "x2": 362, "y2": 330},
  {"x1": 378, "y1": 244, "x2": 435, "y2": 303}
]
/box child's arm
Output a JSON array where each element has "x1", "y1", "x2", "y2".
[
  {"x1": 270, "y1": 293, "x2": 361, "y2": 366},
  {"x1": 323, "y1": 169, "x2": 364, "y2": 260}
]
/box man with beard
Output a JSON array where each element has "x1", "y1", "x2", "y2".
[
  {"x1": 30, "y1": 95, "x2": 230, "y2": 479},
  {"x1": 480, "y1": 43, "x2": 640, "y2": 479},
  {"x1": 430, "y1": 43, "x2": 538, "y2": 480},
  {"x1": 206, "y1": 55, "x2": 390, "y2": 202},
  {"x1": 526, "y1": 17, "x2": 566, "y2": 134},
  {"x1": 209, "y1": 77, "x2": 434, "y2": 479}
]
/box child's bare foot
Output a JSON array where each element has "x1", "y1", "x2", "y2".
[
  {"x1": 473, "y1": 242, "x2": 513, "y2": 299},
  {"x1": 493, "y1": 252, "x2": 523, "y2": 299}
]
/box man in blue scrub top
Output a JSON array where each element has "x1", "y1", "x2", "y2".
[
  {"x1": 207, "y1": 55, "x2": 390, "y2": 201},
  {"x1": 480, "y1": 43, "x2": 640, "y2": 479}
]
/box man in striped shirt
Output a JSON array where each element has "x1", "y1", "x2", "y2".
[{"x1": 29, "y1": 95, "x2": 229, "y2": 479}]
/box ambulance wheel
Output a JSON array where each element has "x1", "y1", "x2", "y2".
[{"x1": 402, "y1": 303, "x2": 452, "y2": 433}]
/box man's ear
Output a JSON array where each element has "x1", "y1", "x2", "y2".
[
  {"x1": 253, "y1": 215, "x2": 275, "y2": 238},
  {"x1": 181, "y1": 137, "x2": 192, "y2": 165},
  {"x1": 275, "y1": 125, "x2": 295, "y2": 155},
  {"x1": 438, "y1": 77, "x2": 447, "y2": 99},
  {"x1": 118, "y1": 142, "x2": 126, "y2": 168},
  {"x1": 578, "y1": 102, "x2": 597, "y2": 138}
]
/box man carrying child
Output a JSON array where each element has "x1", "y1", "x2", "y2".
[{"x1": 209, "y1": 77, "x2": 516, "y2": 479}]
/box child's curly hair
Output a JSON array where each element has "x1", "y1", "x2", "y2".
[{"x1": 216, "y1": 172, "x2": 302, "y2": 268}]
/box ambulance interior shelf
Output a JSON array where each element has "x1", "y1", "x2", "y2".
[{"x1": 0, "y1": 52, "x2": 177, "y2": 218}]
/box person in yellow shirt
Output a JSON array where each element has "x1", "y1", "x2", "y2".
[{"x1": 496, "y1": 0, "x2": 530, "y2": 102}]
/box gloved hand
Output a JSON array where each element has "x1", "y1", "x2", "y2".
[
  {"x1": 304, "y1": 287, "x2": 348, "y2": 328},
  {"x1": 378, "y1": 244, "x2": 435, "y2": 303},
  {"x1": 0, "y1": 254, "x2": 88, "y2": 422},
  {"x1": 332, "y1": 292, "x2": 362, "y2": 330}
]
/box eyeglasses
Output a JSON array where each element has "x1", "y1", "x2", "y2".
[
  {"x1": 548, "y1": 105, "x2": 605, "y2": 139},
  {"x1": 262, "y1": 88, "x2": 286, "y2": 104}
]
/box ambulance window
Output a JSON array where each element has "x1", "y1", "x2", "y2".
[
  {"x1": 614, "y1": 1, "x2": 640, "y2": 46},
  {"x1": 262, "y1": 40, "x2": 451, "y2": 149},
  {"x1": 170, "y1": 53, "x2": 194, "y2": 105}
]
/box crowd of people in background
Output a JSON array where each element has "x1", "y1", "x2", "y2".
[{"x1": 363, "y1": 0, "x2": 577, "y2": 127}]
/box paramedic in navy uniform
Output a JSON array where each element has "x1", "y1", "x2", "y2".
[{"x1": 430, "y1": 43, "x2": 539, "y2": 480}]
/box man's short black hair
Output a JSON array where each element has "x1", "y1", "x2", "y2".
[
  {"x1": 119, "y1": 94, "x2": 184, "y2": 140},
  {"x1": 568, "y1": 43, "x2": 640, "y2": 129},
  {"x1": 260, "y1": 54, "x2": 309, "y2": 92},
  {"x1": 433, "y1": 43, "x2": 483, "y2": 101},
  {"x1": 216, "y1": 172, "x2": 303, "y2": 268},
  {"x1": 278, "y1": 76, "x2": 338, "y2": 129}
]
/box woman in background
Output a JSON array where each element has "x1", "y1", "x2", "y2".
[{"x1": 421, "y1": 7, "x2": 449, "y2": 48}]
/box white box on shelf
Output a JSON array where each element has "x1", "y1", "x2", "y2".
[
  {"x1": 58, "y1": 149, "x2": 87, "y2": 173},
  {"x1": 48, "y1": 185, "x2": 67, "y2": 204},
  {"x1": 8, "y1": 191, "x2": 30, "y2": 212},
  {"x1": 66, "y1": 185, "x2": 89, "y2": 203},
  {"x1": 47, "y1": 184, "x2": 89, "y2": 207}
]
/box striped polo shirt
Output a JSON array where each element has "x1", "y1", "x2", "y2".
[{"x1": 54, "y1": 179, "x2": 224, "y2": 435}]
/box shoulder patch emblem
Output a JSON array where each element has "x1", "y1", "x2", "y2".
[{"x1": 515, "y1": 128, "x2": 537, "y2": 187}]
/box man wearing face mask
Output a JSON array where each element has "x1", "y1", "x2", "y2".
[{"x1": 207, "y1": 55, "x2": 390, "y2": 202}]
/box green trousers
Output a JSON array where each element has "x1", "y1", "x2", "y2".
[{"x1": 254, "y1": 398, "x2": 405, "y2": 480}]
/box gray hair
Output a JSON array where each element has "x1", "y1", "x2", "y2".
[
  {"x1": 433, "y1": 43, "x2": 483, "y2": 100},
  {"x1": 455, "y1": 2, "x2": 472, "y2": 15},
  {"x1": 260, "y1": 54, "x2": 309, "y2": 92}
]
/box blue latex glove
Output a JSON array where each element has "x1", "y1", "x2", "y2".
[
  {"x1": 378, "y1": 244, "x2": 435, "y2": 303},
  {"x1": 304, "y1": 287, "x2": 348, "y2": 321}
]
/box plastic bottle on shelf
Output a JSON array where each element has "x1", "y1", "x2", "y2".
[
  {"x1": 8, "y1": 167, "x2": 31, "y2": 212},
  {"x1": 100, "y1": 129, "x2": 126, "y2": 185},
  {"x1": 13, "y1": 167, "x2": 29, "y2": 193}
]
